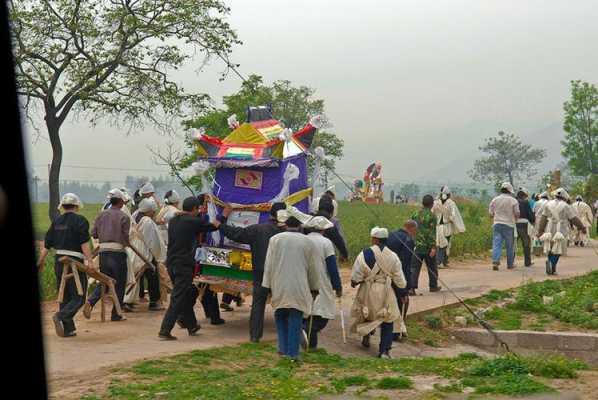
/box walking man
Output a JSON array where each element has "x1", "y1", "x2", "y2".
[
  {"x1": 219, "y1": 202, "x2": 287, "y2": 342},
  {"x1": 571, "y1": 195, "x2": 593, "y2": 246},
  {"x1": 158, "y1": 196, "x2": 220, "y2": 340},
  {"x1": 432, "y1": 186, "x2": 466, "y2": 268},
  {"x1": 387, "y1": 220, "x2": 417, "y2": 340},
  {"x1": 350, "y1": 227, "x2": 407, "y2": 358},
  {"x1": 262, "y1": 211, "x2": 320, "y2": 361},
  {"x1": 489, "y1": 183, "x2": 520, "y2": 270},
  {"x1": 84, "y1": 189, "x2": 131, "y2": 321},
  {"x1": 302, "y1": 216, "x2": 342, "y2": 351},
  {"x1": 410, "y1": 195, "x2": 440, "y2": 294},
  {"x1": 538, "y1": 188, "x2": 587, "y2": 275},
  {"x1": 516, "y1": 188, "x2": 535, "y2": 267},
  {"x1": 38, "y1": 193, "x2": 93, "y2": 337}
]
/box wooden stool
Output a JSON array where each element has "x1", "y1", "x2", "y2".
[{"x1": 59, "y1": 256, "x2": 123, "y2": 322}]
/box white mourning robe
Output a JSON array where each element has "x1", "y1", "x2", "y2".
[
  {"x1": 432, "y1": 198, "x2": 466, "y2": 248},
  {"x1": 262, "y1": 231, "x2": 320, "y2": 315},
  {"x1": 350, "y1": 245, "x2": 406, "y2": 336},
  {"x1": 307, "y1": 232, "x2": 338, "y2": 320},
  {"x1": 155, "y1": 204, "x2": 179, "y2": 245},
  {"x1": 572, "y1": 201, "x2": 593, "y2": 244},
  {"x1": 539, "y1": 200, "x2": 577, "y2": 255},
  {"x1": 124, "y1": 215, "x2": 166, "y2": 304}
]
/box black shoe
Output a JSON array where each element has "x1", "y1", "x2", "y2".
[
  {"x1": 188, "y1": 326, "x2": 201, "y2": 336},
  {"x1": 52, "y1": 314, "x2": 65, "y2": 337},
  {"x1": 211, "y1": 318, "x2": 225, "y2": 325},
  {"x1": 361, "y1": 335, "x2": 370, "y2": 348},
  {"x1": 378, "y1": 351, "x2": 392, "y2": 359},
  {"x1": 148, "y1": 303, "x2": 165, "y2": 311},
  {"x1": 220, "y1": 303, "x2": 234, "y2": 312},
  {"x1": 430, "y1": 286, "x2": 441, "y2": 293},
  {"x1": 158, "y1": 332, "x2": 177, "y2": 341},
  {"x1": 64, "y1": 331, "x2": 77, "y2": 338},
  {"x1": 111, "y1": 315, "x2": 127, "y2": 322},
  {"x1": 123, "y1": 304, "x2": 135, "y2": 313}
]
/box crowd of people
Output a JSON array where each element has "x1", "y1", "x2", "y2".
[
  {"x1": 38, "y1": 181, "x2": 593, "y2": 360},
  {"x1": 489, "y1": 182, "x2": 591, "y2": 275}
]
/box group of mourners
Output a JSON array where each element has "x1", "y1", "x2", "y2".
[
  {"x1": 489, "y1": 182, "x2": 592, "y2": 275},
  {"x1": 37, "y1": 183, "x2": 468, "y2": 361},
  {"x1": 38, "y1": 181, "x2": 593, "y2": 360}
]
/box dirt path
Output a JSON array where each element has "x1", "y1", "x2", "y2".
[{"x1": 43, "y1": 245, "x2": 598, "y2": 399}]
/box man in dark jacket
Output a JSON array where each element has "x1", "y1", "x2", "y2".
[
  {"x1": 315, "y1": 194, "x2": 349, "y2": 261},
  {"x1": 219, "y1": 202, "x2": 287, "y2": 342},
  {"x1": 516, "y1": 189, "x2": 535, "y2": 267},
  {"x1": 158, "y1": 196, "x2": 220, "y2": 340},
  {"x1": 387, "y1": 220, "x2": 417, "y2": 340}
]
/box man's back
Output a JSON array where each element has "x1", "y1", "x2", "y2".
[
  {"x1": 262, "y1": 231, "x2": 320, "y2": 315},
  {"x1": 490, "y1": 194, "x2": 519, "y2": 226},
  {"x1": 92, "y1": 207, "x2": 129, "y2": 244},
  {"x1": 45, "y1": 212, "x2": 90, "y2": 253}
]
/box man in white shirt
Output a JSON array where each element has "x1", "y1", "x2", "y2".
[
  {"x1": 301, "y1": 216, "x2": 342, "y2": 351},
  {"x1": 262, "y1": 211, "x2": 320, "y2": 361},
  {"x1": 489, "y1": 182, "x2": 520, "y2": 270}
]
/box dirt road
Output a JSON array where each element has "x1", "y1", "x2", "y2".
[{"x1": 42, "y1": 245, "x2": 598, "y2": 398}]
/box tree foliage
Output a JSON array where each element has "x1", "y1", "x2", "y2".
[
  {"x1": 181, "y1": 74, "x2": 344, "y2": 190},
  {"x1": 10, "y1": 0, "x2": 239, "y2": 219},
  {"x1": 561, "y1": 80, "x2": 598, "y2": 176},
  {"x1": 469, "y1": 131, "x2": 546, "y2": 187}
]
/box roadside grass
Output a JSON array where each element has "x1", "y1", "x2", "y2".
[
  {"x1": 420, "y1": 270, "x2": 598, "y2": 333},
  {"x1": 82, "y1": 343, "x2": 588, "y2": 399}
]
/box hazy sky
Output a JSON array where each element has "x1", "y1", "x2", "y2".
[{"x1": 25, "y1": 0, "x2": 598, "y2": 188}]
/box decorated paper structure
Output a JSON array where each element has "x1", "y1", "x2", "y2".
[{"x1": 191, "y1": 106, "x2": 320, "y2": 289}]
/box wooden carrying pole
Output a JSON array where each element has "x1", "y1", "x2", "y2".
[
  {"x1": 58, "y1": 256, "x2": 123, "y2": 321},
  {"x1": 125, "y1": 243, "x2": 156, "y2": 295}
]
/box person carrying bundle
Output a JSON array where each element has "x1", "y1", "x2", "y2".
[
  {"x1": 350, "y1": 227, "x2": 407, "y2": 359},
  {"x1": 38, "y1": 193, "x2": 93, "y2": 337}
]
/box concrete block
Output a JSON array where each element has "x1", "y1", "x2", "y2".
[
  {"x1": 517, "y1": 331, "x2": 559, "y2": 349},
  {"x1": 495, "y1": 331, "x2": 519, "y2": 349},
  {"x1": 558, "y1": 333, "x2": 597, "y2": 351},
  {"x1": 453, "y1": 328, "x2": 496, "y2": 347}
]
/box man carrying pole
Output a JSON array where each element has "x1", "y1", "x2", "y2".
[
  {"x1": 84, "y1": 189, "x2": 130, "y2": 321},
  {"x1": 38, "y1": 193, "x2": 94, "y2": 337},
  {"x1": 158, "y1": 196, "x2": 221, "y2": 340}
]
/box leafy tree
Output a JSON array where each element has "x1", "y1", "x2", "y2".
[
  {"x1": 181, "y1": 74, "x2": 344, "y2": 190},
  {"x1": 561, "y1": 80, "x2": 598, "y2": 175},
  {"x1": 10, "y1": 0, "x2": 239, "y2": 220},
  {"x1": 469, "y1": 131, "x2": 546, "y2": 187}
]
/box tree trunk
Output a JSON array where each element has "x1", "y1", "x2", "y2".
[{"x1": 46, "y1": 118, "x2": 62, "y2": 222}]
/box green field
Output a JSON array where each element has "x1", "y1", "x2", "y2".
[
  {"x1": 338, "y1": 200, "x2": 493, "y2": 259},
  {"x1": 34, "y1": 200, "x2": 494, "y2": 301}
]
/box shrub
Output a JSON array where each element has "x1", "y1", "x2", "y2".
[{"x1": 376, "y1": 376, "x2": 413, "y2": 390}]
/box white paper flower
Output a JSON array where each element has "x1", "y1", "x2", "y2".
[
  {"x1": 227, "y1": 114, "x2": 240, "y2": 129},
  {"x1": 314, "y1": 146, "x2": 325, "y2": 159},
  {"x1": 278, "y1": 128, "x2": 293, "y2": 142},
  {"x1": 309, "y1": 115, "x2": 324, "y2": 129},
  {"x1": 189, "y1": 127, "x2": 205, "y2": 141}
]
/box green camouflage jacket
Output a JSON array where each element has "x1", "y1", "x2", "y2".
[{"x1": 412, "y1": 208, "x2": 436, "y2": 254}]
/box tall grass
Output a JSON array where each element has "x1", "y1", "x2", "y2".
[{"x1": 338, "y1": 200, "x2": 493, "y2": 259}]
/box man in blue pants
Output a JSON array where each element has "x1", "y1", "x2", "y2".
[
  {"x1": 262, "y1": 210, "x2": 320, "y2": 361},
  {"x1": 489, "y1": 183, "x2": 520, "y2": 270}
]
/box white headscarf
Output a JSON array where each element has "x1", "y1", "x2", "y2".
[
  {"x1": 165, "y1": 190, "x2": 180, "y2": 205},
  {"x1": 140, "y1": 182, "x2": 155, "y2": 195},
  {"x1": 370, "y1": 226, "x2": 389, "y2": 239},
  {"x1": 304, "y1": 216, "x2": 333, "y2": 230},
  {"x1": 59, "y1": 193, "x2": 82, "y2": 209},
  {"x1": 107, "y1": 188, "x2": 126, "y2": 201},
  {"x1": 138, "y1": 198, "x2": 157, "y2": 213},
  {"x1": 552, "y1": 187, "x2": 570, "y2": 201}
]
